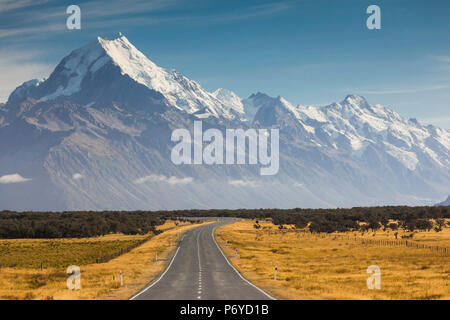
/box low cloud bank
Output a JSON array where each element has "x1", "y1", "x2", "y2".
[
  {"x1": 72, "y1": 173, "x2": 83, "y2": 180},
  {"x1": 228, "y1": 179, "x2": 260, "y2": 187},
  {"x1": 0, "y1": 173, "x2": 31, "y2": 184},
  {"x1": 135, "y1": 174, "x2": 193, "y2": 185}
]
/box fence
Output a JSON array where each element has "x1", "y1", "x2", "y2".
[
  {"x1": 261, "y1": 228, "x2": 449, "y2": 255},
  {"x1": 358, "y1": 237, "x2": 449, "y2": 254}
]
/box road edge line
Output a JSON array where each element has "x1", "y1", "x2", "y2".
[
  {"x1": 211, "y1": 223, "x2": 277, "y2": 300},
  {"x1": 129, "y1": 246, "x2": 181, "y2": 300}
]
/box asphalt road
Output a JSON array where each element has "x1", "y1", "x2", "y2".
[{"x1": 130, "y1": 219, "x2": 274, "y2": 300}]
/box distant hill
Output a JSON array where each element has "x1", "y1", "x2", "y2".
[{"x1": 435, "y1": 196, "x2": 450, "y2": 206}]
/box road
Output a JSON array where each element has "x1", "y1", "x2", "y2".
[{"x1": 130, "y1": 219, "x2": 274, "y2": 300}]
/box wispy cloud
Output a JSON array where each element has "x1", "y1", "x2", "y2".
[
  {"x1": 421, "y1": 116, "x2": 450, "y2": 126},
  {"x1": 228, "y1": 179, "x2": 260, "y2": 187},
  {"x1": 0, "y1": 173, "x2": 31, "y2": 184},
  {"x1": 0, "y1": 0, "x2": 179, "y2": 40},
  {"x1": 82, "y1": 0, "x2": 180, "y2": 19},
  {"x1": 0, "y1": 50, "x2": 53, "y2": 102},
  {"x1": 354, "y1": 83, "x2": 450, "y2": 95},
  {"x1": 211, "y1": 2, "x2": 295, "y2": 23},
  {"x1": 135, "y1": 174, "x2": 193, "y2": 185},
  {"x1": 86, "y1": 1, "x2": 295, "y2": 28},
  {"x1": 0, "y1": 0, "x2": 51, "y2": 13},
  {"x1": 0, "y1": 0, "x2": 295, "y2": 40},
  {"x1": 72, "y1": 173, "x2": 83, "y2": 180},
  {"x1": 0, "y1": 23, "x2": 64, "y2": 39},
  {"x1": 431, "y1": 55, "x2": 450, "y2": 63}
]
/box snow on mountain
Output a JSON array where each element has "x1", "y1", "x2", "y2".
[
  {"x1": 316, "y1": 95, "x2": 449, "y2": 169},
  {"x1": 212, "y1": 88, "x2": 244, "y2": 115},
  {"x1": 7, "y1": 78, "x2": 45, "y2": 103},
  {"x1": 252, "y1": 93, "x2": 450, "y2": 170},
  {"x1": 96, "y1": 34, "x2": 228, "y2": 116},
  {"x1": 8, "y1": 33, "x2": 239, "y2": 120},
  {"x1": 242, "y1": 92, "x2": 297, "y2": 122},
  {"x1": 1, "y1": 34, "x2": 449, "y2": 211}
]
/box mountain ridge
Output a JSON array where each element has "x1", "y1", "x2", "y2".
[
  {"x1": 1, "y1": 34, "x2": 449, "y2": 210},
  {"x1": 435, "y1": 195, "x2": 450, "y2": 206}
]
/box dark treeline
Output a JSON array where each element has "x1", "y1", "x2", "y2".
[
  {"x1": 0, "y1": 206, "x2": 449, "y2": 238},
  {"x1": 0, "y1": 211, "x2": 166, "y2": 238},
  {"x1": 163, "y1": 206, "x2": 450, "y2": 233},
  {"x1": 265, "y1": 206, "x2": 450, "y2": 233}
]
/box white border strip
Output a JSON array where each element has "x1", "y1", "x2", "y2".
[
  {"x1": 129, "y1": 246, "x2": 181, "y2": 300},
  {"x1": 211, "y1": 224, "x2": 277, "y2": 300}
]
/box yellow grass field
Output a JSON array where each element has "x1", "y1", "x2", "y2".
[
  {"x1": 215, "y1": 220, "x2": 450, "y2": 300},
  {"x1": 0, "y1": 234, "x2": 150, "y2": 269},
  {"x1": 0, "y1": 220, "x2": 212, "y2": 300}
]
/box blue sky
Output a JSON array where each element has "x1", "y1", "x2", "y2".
[{"x1": 1, "y1": 0, "x2": 450, "y2": 128}]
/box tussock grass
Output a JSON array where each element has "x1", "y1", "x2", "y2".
[
  {"x1": 216, "y1": 220, "x2": 450, "y2": 300},
  {"x1": 0, "y1": 236, "x2": 147, "y2": 268},
  {"x1": 0, "y1": 220, "x2": 212, "y2": 300}
]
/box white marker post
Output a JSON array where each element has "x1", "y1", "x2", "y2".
[
  {"x1": 235, "y1": 249, "x2": 238, "y2": 258},
  {"x1": 274, "y1": 265, "x2": 278, "y2": 280},
  {"x1": 155, "y1": 252, "x2": 158, "y2": 262},
  {"x1": 120, "y1": 270, "x2": 123, "y2": 287}
]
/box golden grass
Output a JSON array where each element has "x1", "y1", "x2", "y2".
[
  {"x1": 348, "y1": 220, "x2": 450, "y2": 248},
  {"x1": 0, "y1": 235, "x2": 149, "y2": 268},
  {"x1": 215, "y1": 220, "x2": 450, "y2": 300},
  {"x1": 0, "y1": 220, "x2": 213, "y2": 300}
]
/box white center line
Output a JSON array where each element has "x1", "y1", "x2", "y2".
[{"x1": 196, "y1": 229, "x2": 203, "y2": 299}]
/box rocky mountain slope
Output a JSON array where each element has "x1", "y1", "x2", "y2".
[
  {"x1": 435, "y1": 196, "x2": 450, "y2": 206},
  {"x1": 1, "y1": 34, "x2": 449, "y2": 210}
]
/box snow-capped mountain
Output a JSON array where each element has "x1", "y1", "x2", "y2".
[
  {"x1": 212, "y1": 88, "x2": 245, "y2": 115},
  {"x1": 1, "y1": 34, "x2": 449, "y2": 211},
  {"x1": 8, "y1": 33, "x2": 242, "y2": 119},
  {"x1": 281, "y1": 94, "x2": 449, "y2": 172}
]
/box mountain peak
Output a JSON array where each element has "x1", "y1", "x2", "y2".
[
  {"x1": 6, "y1": 32, "x2": 166, "y2": 104},
  {"x1": 97, "y1": 32, "x2": 137, "y2": 59},
  {"x1": 343, "y1": 94, "x2": 368, "y2": 105},
  {"x1": 7, "y1": 78, "x2": 45, "y2": 103},
  {"x1": 98, "y1": 32, "x2": 124, "y2": 41},
  {"x1": 5, "y1": 34, "x2": 244, "y2": 119},
  {"x1": 212, "y1": 88, "x2": 244, "y2": 114}
]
